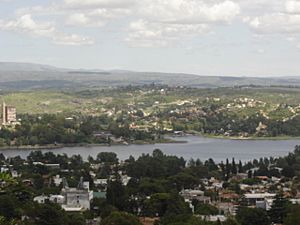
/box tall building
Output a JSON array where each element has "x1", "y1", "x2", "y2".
[
  {"x1": 2, "y1": 102, "x2": 5, "y2": 125},
  {"x1": 2, "y1": 102, "x2": 17, "y2": 125}
]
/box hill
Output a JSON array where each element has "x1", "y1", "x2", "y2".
[{"x1": 0, "y1": 62, "x2": 299, "y2": 90}]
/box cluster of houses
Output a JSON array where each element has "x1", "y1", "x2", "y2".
[
  {"x1": 0, "y1": 158, "x2": 132, "y2": 216},
  {"x1": 91, "y1": 89, "x2": 300, "y2": 137},
  {"x1": 179, "y1": 172, "x2": 300, "y2": 222},
  {"x1": 1, "y1": 155, "x2": 300, "y2": 225},
  {"x1": 19, "y1": 166, "x2": 300, "y2": 216},
  {"x1": 31, "y1": 173, "x2": 131, "y2": 213},
  {"x1": 34, "y1": 177, "x2": 93, "y2": 211}
]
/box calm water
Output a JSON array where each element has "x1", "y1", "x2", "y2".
[{"x1": 0, "y1": 136, "x2": 299, "y2": 162}]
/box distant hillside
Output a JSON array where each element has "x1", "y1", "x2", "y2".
[
  {"x1": 0, "y1": 62, "x2": 299, "y2": 90},
  {"x1": 0, "y1": 62, "x2": 67, "y2": 72}
]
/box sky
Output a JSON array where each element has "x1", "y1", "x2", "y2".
[{"x1": 0, "y1": 0, "x2": 300, "y2": 77}]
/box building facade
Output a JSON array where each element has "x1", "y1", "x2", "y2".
[{"x1": 2, "y1": 102, "x2": 17, "y2": 125}]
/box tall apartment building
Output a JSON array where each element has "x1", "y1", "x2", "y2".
[{"x1": 2, "y1": 102, "x2": 17, "y2": 125}]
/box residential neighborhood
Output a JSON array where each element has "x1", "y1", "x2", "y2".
[{"x1": 1, "y1": 146, "x2": 300, "y2": 225}]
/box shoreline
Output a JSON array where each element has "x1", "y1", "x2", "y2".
[
  {"x1": 199, "y1": 133, "x2": 300, "y2": 141},
  {"x1": 0, "y1": 138, "x2": 187, "y2": 151},
  {"x1": 0, "y1": 135, "x2": 299, "y2": 151},
  {"x1": 179, "y1": 130, "x2": 300, "y2": 140}
]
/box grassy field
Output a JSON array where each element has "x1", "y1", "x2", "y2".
[
  {"x1": 0, "y1": 91, "x2": 78, "y2": 114},
  {"x1": 0, "y1": 86, "x2": 299, "y2": 117}
]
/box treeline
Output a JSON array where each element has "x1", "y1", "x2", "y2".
[
  {"x1": 0, "y1": 114, "x2": 154, "y2": 147},
  {"x1": 1, "y1": 108, "x2": 300, "y2": 148}
]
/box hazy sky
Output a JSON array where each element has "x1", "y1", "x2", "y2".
[{"x1": 0, "y1": 0, "x2": 300, "y2": 76}]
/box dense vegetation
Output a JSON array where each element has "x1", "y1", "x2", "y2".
[
  {"x1": 0, "y1": 114, "x2": 155, "y2": 147},
  {"x1": 1, "y1": 145, "x2": 300, "y2": 225}
]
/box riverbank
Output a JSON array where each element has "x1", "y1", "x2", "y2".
[
  {"x1": 179, "y1": 130, "x2": 300, "y2": 140},
  {"x1": 0, "y1": 138, "x2": 187, "y2": 151},
  {"x1": 200, "y1": 133, "x2": 300, "y2": 140},
  {"x1": 0, "y1": 134, "x2": 298, "y2": 151}
]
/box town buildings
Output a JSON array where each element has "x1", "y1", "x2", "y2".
[
  {"x1": 34, "y1": 177, "x2": 93, "y2": 212},
  {"x1": 61, "y1": 178, "x2": 93, "y2": 211}
]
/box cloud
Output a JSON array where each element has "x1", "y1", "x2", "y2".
[
  {"x1": 8, "y1": 0, "x2": 300, "y2": 49},
  {"x1": 126, "y1": 0, "x2": 239, "y2": 47},
  {"x1": 64, "y1": 8, "x2": 131, "y2": 27},
  {"x1": 126, "y1": 19, "x2": 209, "y2": 47},
  {"x1": 15, "y1": 1, "x2": 132, "y2": 28},
  {"x1": 63, "y1": 0, "x2": 240, "y2": 27},
  {"x1": 11, "y1": 0, "x2": 240, "y2": 47},
  {"x1": 244, "y1": 13, "x2": 300, "y2": 34},
  {"x1": 138, "y1": 0, "x2": 240, "y2": 24},
  {"x1": 0, "y1": 14, "x2": 55, "y2": 36},
  {"x1": 256, "y1": 49, "x2": 265, "y2": 54},
  {"x1": 65, "y1": 13, "x2": 105, "y2": 27},
  {"x1": 243, "y1": 0, "x2": 300, "y2": 35},
  {"x1": 286, "y1": 0, "x2": 300, "y2": 14},
  {"x1": 53, "y1": 33, "x2": 95, "y2": 45},
  {"x1": 0, "y1": 14, "x2": 94, "y2": 45},
  {"x1": 63, "y1": 0, "x2": 136, "y2": 9},
  {"x1": 237, "y1": 0, "x2": 286, "y2": 14},
  {"x1": 241, "y1": 0, "x2": 300, "y2": 49}
]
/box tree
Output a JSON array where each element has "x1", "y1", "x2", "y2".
[
  {"x1": 188, "y1": 158, "x2": 196, "y2": 167},
  {"x1": 67, "y1": 213, "x2": 86, "y2": 225},
  {"x1": 0, "y1": 216, "x2": 20, "y2": 225},
  {"x1": 27, "y1": 151, "x2": 44, "y2": 162},
  {"x1": 247, "y1": 170, "x2": 252, "y2": 178},
  {"x1": 281, "y1": 166, "x2": 295, "y2": 178},
  {"x1": 236, "y1": 207, "x2": 270, "y2": 225},
  {"x1": 106, "y1": 180, "x2": 127, "y2": 210},
  {"x1": 142, "y1": 193, "x2": 190, "y2": 218},
  {"x1": 152, "y1": 149, "x2": 164, "y2": 158},
  {"x1": 194, "y1": 203, "x2": 218, "y2": 215},
  {"x1": 204, "y1": 158, "x2": 218, "y2": 171},
  {"x1": 29, "y1": 203, "x2": 69, "y2": 225},
  {"x1": 32, "y1": 174, "x2": 45, "y2": 190},
  {"x1": 231, "y1": 158, "x2": 237, "y2": 175},
  {"x1": 169, "y1": 172, "x2": 199, "y2": 190},
  {"x1": 238, "y1": 160, "x2": 243, "y2": 173},
  {"x1": 195, "y1": 159, "x2": 202, "y2": 167},
  {"x1": 223, "y1": 217, "x2": 240, "y2": 225},
  {"x1": 225, "y1": 158, "x2": 231, "y2": 179},
  {"x1": 143, "y1": 193, "x2": 171, "y2": 217},
  {"x1": 0, "y1": 153, "x2": 5, "y2": 162},
  {"x1": 268, "y1": 194, "x2": 290, "y2": 224},
  {"x1": 100, "y1": 211, "x2": 143, "y2": 225},
  {"x1": 97, "y1": 152, "x2": 118, "y2": 164},
  {"x1": 29, "y1": 136, "x2": 39, "y2": 146},
  {"x1": 284, "y1": 205, "x2": 300, "y2": 225},
  {"x1": 0, "y1": 139, "x2": 6, "y2": 147},
  {"x1": 0, "y1": 195, "x2": 18, "y2": 220}
]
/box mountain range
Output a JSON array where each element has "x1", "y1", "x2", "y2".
[{"x1": 0, "y1": 62, "x2": 299, "y2": 90}]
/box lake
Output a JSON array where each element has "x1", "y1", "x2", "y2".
[{"x1": 0, "y1": 136, "x2": 299, "y2": 162}]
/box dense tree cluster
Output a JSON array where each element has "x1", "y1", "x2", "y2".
[{"x1": 0, "y1": 114, "x2": 154, "y2": 147}]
